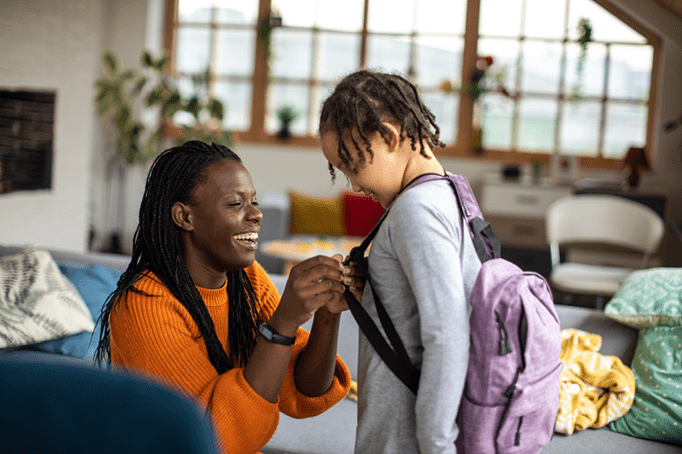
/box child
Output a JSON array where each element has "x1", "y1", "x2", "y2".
[
  {"x1": 96, "y1": 141, "x2": 363, "y2": 454},
  {"x1": 319, "y1": 70, "x2": 482, "y2": 453}
]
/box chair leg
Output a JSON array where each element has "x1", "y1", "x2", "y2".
[{"x1": 594, "y1": 295, "x2": 606, "y2": 310}]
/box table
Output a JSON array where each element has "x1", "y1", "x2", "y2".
[{"x1": 261, "y1": 235, "x2": 364, "y2": 275}]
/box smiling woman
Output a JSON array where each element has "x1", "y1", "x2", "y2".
[{"x1": 95, "y1": 141, "x2": 365, "y2": 454}]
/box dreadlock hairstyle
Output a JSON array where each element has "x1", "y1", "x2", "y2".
[
  {"x1": 319, "y1": 69, "x2": 446, "y2": 182},
  {"x1": 95, "y1": 141, "x2": 262, "y2": 374}
]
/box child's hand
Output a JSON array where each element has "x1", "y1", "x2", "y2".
[
  {"x1": 342, "y1": 254, "x2": 366, "y2": 303},
  {"x1": 270, "y1": 254, "x2": 346, "y2": 334}
]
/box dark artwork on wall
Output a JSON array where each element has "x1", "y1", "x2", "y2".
[{"x1": 0, "y1": 90, "x2": 55, "y2": 194}]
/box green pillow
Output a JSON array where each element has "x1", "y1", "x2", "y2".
[
  {"x1": 605, "y1": 326, "x2": 682, "y2": 444},
  {"x1": 604, "y1": 268, "x2": 682, "y2": 329}
]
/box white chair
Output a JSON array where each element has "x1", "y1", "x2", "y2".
[{"x1": 545, "y1": 194, "x2": 665, "y2": 308}]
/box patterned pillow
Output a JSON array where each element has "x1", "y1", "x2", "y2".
[
  {"x1": 605, "y1": 326, "x2": 682, "y2": 443},
  {"x1": 0, "y1": 246, "x2": 95, "y2": 348},
  {"x1": 604, "y1": 268, "x2": 682, "y2": 329}
]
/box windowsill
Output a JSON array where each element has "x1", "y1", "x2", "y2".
[{"x1": 164, "y1": 123, "x2": 623, "y2": 171}]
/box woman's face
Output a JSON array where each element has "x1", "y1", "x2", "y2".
[{"x1": 183, "y1": 159, "x2": 262, "y2": 274}]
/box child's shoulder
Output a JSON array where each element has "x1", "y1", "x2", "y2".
[{"x1": 389, "y1": 179, "x2": 460, "y2": 225}]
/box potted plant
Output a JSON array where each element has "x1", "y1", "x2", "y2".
[
  {"x1": 276, "y1": 105, "x2": 299, "y2": 139},
  {"x1": 94, "y1": 50, "x2": 232, "y2": 253}
]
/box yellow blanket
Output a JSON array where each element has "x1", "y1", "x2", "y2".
[{"x1": 555, "y1": 329, "x2": 636, "y2": 435}]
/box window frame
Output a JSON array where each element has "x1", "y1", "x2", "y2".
[{"x1": 163, "y1": 0, "x2": 661, "y2": 171}]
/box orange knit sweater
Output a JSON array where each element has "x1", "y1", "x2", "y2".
[{"x1": 110, "y1": 261, "x2": 351, "y2": 454}]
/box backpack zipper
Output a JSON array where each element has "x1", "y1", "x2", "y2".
[
  {"x1": 515, "y1": 417, "x2": 524, "y2": 446},
  {"x1": 496, "y1": 312, "x2": 512, "y2": 355}
]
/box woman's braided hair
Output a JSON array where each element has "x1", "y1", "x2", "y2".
[
  {"x1": 95, "y1": 140, "x2": 262, "y2": 374},
  {"x1": 319, "y1": 69, "x2": 445, "y2": 181}
]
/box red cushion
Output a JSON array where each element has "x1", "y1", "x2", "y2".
[{"x1": 342, "y1": 192, "x2": 386, "y2": 237}]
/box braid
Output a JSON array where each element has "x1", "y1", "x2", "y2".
[
  {"x1": 96, "y1": 141, "x2": 262, "y2": 373},
  {"x1": 319, "y1": 70, "x2": 445, "y2": 180}
]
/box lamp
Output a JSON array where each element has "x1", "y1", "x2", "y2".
[{"x1": 622, "y1": 146, "x2": 649, "y2": 188}]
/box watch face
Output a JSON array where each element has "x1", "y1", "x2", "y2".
[{"x1": 259, "y1": 323, "x2": 273, "y2": 341}]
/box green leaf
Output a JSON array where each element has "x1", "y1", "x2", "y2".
[
  {"x1": 121, "y1": 70, "x2": 136, "y2": 82},
  {"x1": 209, "y1": 98, "x2": 225, "y2": 120},
  {"x1": 102, "y1": 50, "x2": 119, "y2": 76},
  {"x1": 185, "y1": 97, "x2": 200, "y2": 119},
  {"x1": 146, "y1": 88, "x2": 163, "y2": 107},
  {"x1": 142, "y1": 51, "x2": 153, "y2": 68}
]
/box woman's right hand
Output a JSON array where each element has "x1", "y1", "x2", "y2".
[{"x1": 267, "y1": 254, "x2": 346, "y2": 337}]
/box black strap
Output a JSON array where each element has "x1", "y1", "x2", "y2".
[
  {"x1": 344, "y1": 287, "x2": 420, "y2": 393},
  {"x1": 344, "y1": 173, "x2": 500, "y2": 395}
]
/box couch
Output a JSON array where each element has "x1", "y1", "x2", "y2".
[
  {"x1": 0, "y1": 244, "x2": 218, "y2": 453},
  {"x1": 256, "y1": 191, "x2": 682, "y2": 453},
  {"x1": 1, "y1": 237, "x2": 680, "y2": 453}
]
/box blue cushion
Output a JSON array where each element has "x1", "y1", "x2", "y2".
[{"x1": 33, "y1": 262, "x2": 121, "y2": 358}]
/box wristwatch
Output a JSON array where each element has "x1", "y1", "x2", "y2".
[{"x1": 258, "y1": 323, "x2": 296, "y2": 346}]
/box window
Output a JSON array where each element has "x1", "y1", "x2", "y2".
[
  {"x1": 165, "y1": 0, "x2": 659, "y2": 168},
  {"x1": 477, "y1": 0, "x2": 656, "y2": 161}
]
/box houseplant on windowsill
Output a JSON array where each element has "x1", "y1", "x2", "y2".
[
  {"x1": 275, "y1": 105, "x2": 299, "y2": 140},
  {"x1": 439, "y1": 55, "x2": 511, "y2": 154}
]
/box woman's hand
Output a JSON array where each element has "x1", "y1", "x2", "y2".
[{"x1": 267, "y1": 254, "x2": 346, "y2": 337}]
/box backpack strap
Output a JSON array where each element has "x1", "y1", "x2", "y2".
[
  {"x1": 344, "y1": 173, "x2": 499, "y2": 395},
  {"x1": 406, "y1": 172, "x2": 501, "y2": 262},
  {"x1": 347, "y1": 212, "x2": 420, "y2": 394}
]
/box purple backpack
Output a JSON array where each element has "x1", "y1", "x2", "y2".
[{"x1": 344, "y1": 172, "x2": 563, "y2": 454}]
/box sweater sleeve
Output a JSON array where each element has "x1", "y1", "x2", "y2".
[
  {"x1": 246, "y1": 263, "x2": 352, "y2": 419},
  {"x1": 110, "y1": 273, "x2": 279, "y2": 454}
]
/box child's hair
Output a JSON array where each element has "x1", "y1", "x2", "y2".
[
  {"x1": 95, "y1": 140, "x2": 262, "y2": 374},
  {"x1": 319, "y1": 69, "x2": 445, "y2": 181}
]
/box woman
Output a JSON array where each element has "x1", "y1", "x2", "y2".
[{"x1": 96, "y1": 141, "x2": 361, "y2": 454}]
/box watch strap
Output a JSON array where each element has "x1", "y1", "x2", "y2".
[{"x1": 259, "y1": 323, "x2": 296, "y2": 346}]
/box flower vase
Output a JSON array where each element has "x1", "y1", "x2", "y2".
[{"x1": 472, "y1": 102, "x2": 484, "y2": 155}]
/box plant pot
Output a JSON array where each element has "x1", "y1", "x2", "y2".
[{"x1": 278, "y1": 123, "x2": 291, "y2": 140}]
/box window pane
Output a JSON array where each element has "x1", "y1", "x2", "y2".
[
  {"x1": 368, "y1": 0, "x2": 415, "y2": 33},
  {"x1": 416, "y1": 37, "x2": 463, "y2": 87},
  {"x1": 271, "y1": 29, "x2": 312, "y2": 79},
  {"x1": 564, "y1": 42, "x2": 606, "y2": 98},
  {"x1": 602, "y1": 102, "x2": 647, "y2": 158},
  {"x1": 176, "y1": 28, "x2": 211, "y2": 74},
  {"x1": 178, "y1": 0, "x2": 214, "y2": 22},
  {"x1": 267, "y1": 83, "x2": 310, "y2": 135},
  {"x1": 216, "y1": 29, "x2": 255, "y2": 76},
  {"x1": 415, "y1": 0, "x2": 466, "y2": 35},
  {"x1": 318, "y1": 32, "x2": 361, "y2": 83},
  {"x1": 366, "y1": 35, "x2": 411, "y2": 76},
  {"x1": 608, "y1": 45, "x2": 652, "y2": 101},
  {"x1": 481, "y1": 93, "x2": 514, "y2": 149},
  {"x1": 568, "y1": 0, "x2": 645, "y2": 44},
  {"x1": 524, "y1": 0, "x2": 566, "y2": 39},
  {"x1": 215, "y1": 81, "x2": 252, "y2": 130},
  {"x1": 276, "y1": 0, "x2": 364, "y2": 31},
  {"x1": 214, "y1": 0, "x2": 258, "y2": 24},
  {"x1": 477, "y1": 38, "x2": 520, "y2": 92},
  {"x1": 422, "y1": 92, "x2": 458, "y2": 145},
  {"x1": 479, "y1": 0, "x2": 522, "y2": 37},
  {"x1": 316, "y1": 0, "x2": 364, "y2": 31},
  {"x1": 560, "y1": 101, "x2": 601, "y2": 156},
  {"x1": 517, "y1": 98, "x2": 558, "y2": 152},
  {"x1": 521, "y1": 40, "x2": 562, "y2": 94}
]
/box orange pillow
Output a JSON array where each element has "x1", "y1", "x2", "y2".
[
  {"x1": 289, "y1": 191, "x2": 346, "y2": 236},
  {"x1": 342, "y1": 192, "x2": 386, "y2": 237}
]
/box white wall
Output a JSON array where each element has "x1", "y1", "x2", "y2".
[
  {"x1": 1, "y1": 0, "x2": 681, "y2": 256},
  {"x1": 0, "y1": 0, "x2": 104, "y2": 251}
]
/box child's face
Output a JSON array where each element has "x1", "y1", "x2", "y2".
[{"x1": 321, "y1": 128, "x2": 405, "y2": 208}]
